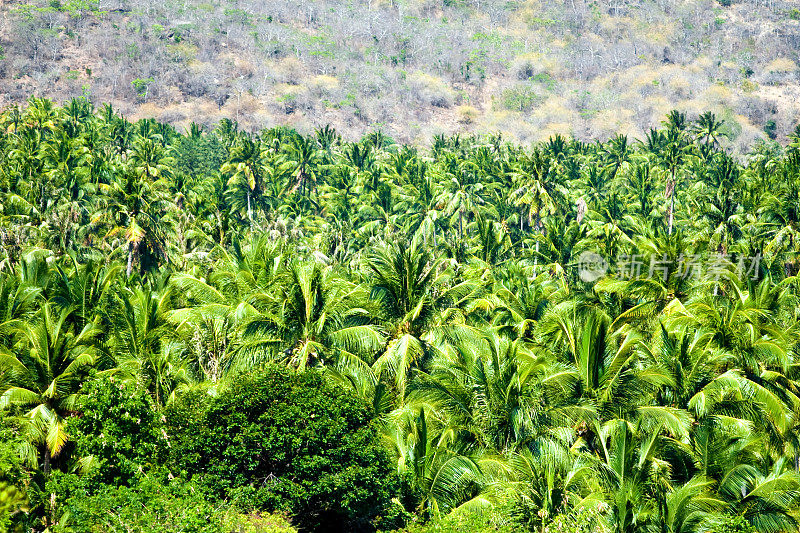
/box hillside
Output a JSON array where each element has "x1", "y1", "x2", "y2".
[{"x1": 1, "y1": 0, "x2": 799, "y2": 148}]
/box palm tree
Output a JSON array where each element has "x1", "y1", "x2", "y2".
[
  {"x1": 715, "y1": 456, "x2": 800, "y2": 532},
  {"x1": 693, "y1": 112, "x2": 726, "y2": 148},
  {"x1": 588, "y1": 418, "x2": 675, "y2": 533},
  {"x1": 508, "y1": 441, "x2": 595, "y2": 532},
  {"x1": 0, "y1": 304, "x2": 97, "y2": 473},
  {"x1": 409, "y1": 329, "x2": 561, "y2": 452},
  {"x1": 109, "y1": 284, "x2": 181, "y2": 404},
  {"x1": 101, "y1": 168, "x2": 170, "y2": 277},
  {"x1": 511, "y1": 151, "x2": 558, "y2": 271},
  {"x1": 661, "y1": 129, "x2": 691, "y2": 236},
  {"x1": 661, "y1": 477, "x2": 724, "y2": 533},
  {"x1": 242, "y1": 260, "x2": 384, "y2": 370},
  {"x1": 437, "y1": 156, "x2": 488, "y2": 252},
  {"x1": 221, "y1": 136, "x2": 265, "y2": 223},
  {"x1": 129, "y1": 135, "x2": 174, "y2": 182},
  {"x1": 384, "y1": 405, "x2": 500, "y2": 519},
  {"x1": 288, "y1": 135, "x2": 321, "y2": 199},
  {"x1": 626, "y1": 163, "x2": 658, "y2": 221}
]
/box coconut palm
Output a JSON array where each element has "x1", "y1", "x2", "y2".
[
  {"x1": 242, "y1": 260, "x2": 384, "y2": 370},
  {"x1": 101, "y1": 168, "x2": 171, "y2": 276},
  {"x1": 0, "y1": 304, "x2": 97, "y2": 472},
  {"x1": 221, "y1": 136, "x2": 265, "y2": 223}
]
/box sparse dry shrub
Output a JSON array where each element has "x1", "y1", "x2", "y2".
[
  {"x1": 590, "y1": 108, "x2": 636, "y2": 140},
  {"x1": 310, "y1": 75, "x2": 339, "y2": 92},
  {"x1": 158, "y1": 108, "x2": 187, "y2": 124},
  {"x1": 529, "y1": 96, "x2": 572, "y2": 126},
  {"x1": 166, "y1": 42, "x2": 199, "y2": 63},
  {"x1": 632, "y1": 101, "x2": 655, "y2": 132},
  {"x1": 758, "y1": 57, "x2": 798, "y2": 85},
  {"x1": 730, "y1": 116, "x2": 763, "y2": 152},
  {"x1": 511, "y1": 53, "x2": 544, "y2": 80},
  {"x1": 616, "y1": 64, "x2": 658, "y2": 91},
  {"x1": 456, "y1": 104, "x2": 479, "y2": 124},
  {"x1": 538, "y1": 121, "x2": 573, "y2": 141},
  {"x1": 765, "y1": 58, "x2": 798, "y2": 74},
  {"x1": 272, "y1": 83, "x2": 312, "y2": 115},
  {"x1": 740, "y1": 79, "x2": 759, "y2": 93},
  {"x1": 486, "y1": 108, "x2": 546, "y2": 143},
  {"x1": 271, "y1": 57, "x2": 305, "y2": 85},
  {"x1": 360, "y1": 94, "x2": 398, "y2": 124},
  {"x1": 219, "y1": 90, "x2": 261, "y2": 120},
  {"x1": 717, "y1": 60, "x2": 742, "y2": 84},
  {"x1": 237, "y1": 108, "x2": 273, "y2": 133},
  {"x1": 666, "y1": 75, "x2": 691, "y2": 99},
  {"x1": 735, "y1": 94, "x2": 777, "y2": 128},
  {"x1": 353, "y1": 65, "x2": 392, "y2": 98},
  {"x1": 307, "y1": 74, "x2": 344, "y2": 105},
  {"x1": 779, "y1": 106, "x2": 800, "y2": 139},
  {"x1": 703, "y1": 84, "x2": 733, "y2": 106},
  {"x1": 677, "y1": 99, "x2": 711, "y2": 120},
  {"x1": 408, "y1": 71, "x2": 456, "y2": 108},
  {"x1": 642, "y1": 95, "x2": 674, "y2": 126}
]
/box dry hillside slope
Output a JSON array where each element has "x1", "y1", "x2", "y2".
[{"x1": 1, "y1": 0, "x2": 799, "y2": 149}]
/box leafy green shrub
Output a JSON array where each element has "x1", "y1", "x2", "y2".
[
  {"x1": 398, "y1": 507, "x2": 519, "y2": 533},
  {"x1": 53, "y1": 475, "x2": 297, "y2": 533},
  {"x1": 131, "y1": 77, "x2": 154, "y2": 100},
  {"x1": 499, "y1": 85, "x2": 541, "y2": 112},
  {"x1": 714, "y1": 514, "x2": 757, "y2": 533},
  {"x1": 67, "y1": 375, "x2": 167, "y2": 487},
  {"x1": 166, "y1": 366, "x2": 401, "y2": 533},
  {"x1": 0, "y1": 417, "x2": 31, "y2": 532},
  {"x1": 764, "y1": 119, "x2": 777, "y2": 139},
  {"x1": 220, "y1": 510, "x2": 297, "y2": 533}
]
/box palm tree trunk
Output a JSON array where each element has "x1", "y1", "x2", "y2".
[
  {"x1": 127, "y1": 242, "x2": 134, "y2": 277},
  {"x1": 43, "y1": 446, "x2": 56, "y2": 530},
  {"x1": 459, "y1": 208, "x2": 463, "y2": 244},
  {"x1": 43, "y1": 446, "x2": 51, "y2": 475},
  {"x1": 667, "y1": 169, "x2": 676, "y2": 236},
  {"x1": 247, "y1": 189, "x2": 252, "y2": 222},
  {"x1": 668, "y1": 189, "x2": 675, "y2": 235}
]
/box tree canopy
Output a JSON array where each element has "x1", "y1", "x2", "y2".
[{"x1": 2, "y1": 98, "x2": 800, "y2": 532}]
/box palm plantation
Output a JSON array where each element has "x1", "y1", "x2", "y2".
[{"x1": 2, "y1": 98, "x2": 800, "y2": 532}]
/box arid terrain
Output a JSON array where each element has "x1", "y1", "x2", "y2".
[{"x1": 2, "y1": 0, "x2": 800, "y2": 149}]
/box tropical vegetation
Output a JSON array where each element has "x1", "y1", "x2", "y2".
[{"x1": 2, "y1": 98, "x2": 800, "y2": 532}]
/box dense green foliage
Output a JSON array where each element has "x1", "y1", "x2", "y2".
[
  {"x1": 165, "y1": 368, "x2": 402, "y2": 532},
  {"x1": 68, "y1": 376, "x2": 166, "y2": 486},
  {"x1": 0, "y1": 418, "x2": 32, "y2": 532},
  {"x1": 3, "y1": 98, "x2": 800, "y2": 531},
  {"x1": 54, "y1": 475, "x2": 297, "y2": 533}
]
